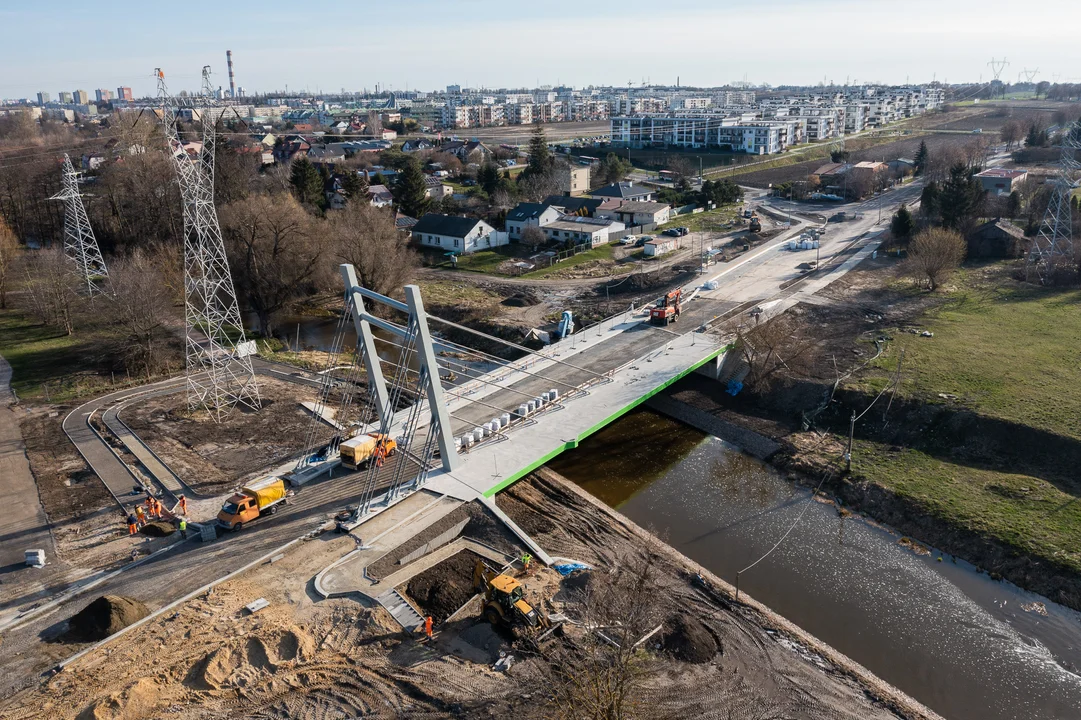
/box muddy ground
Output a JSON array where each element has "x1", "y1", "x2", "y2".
[
  {"x1": 123, "y1": 377, "x2": 322, "y2": 496},
  {"x1": 0, "y1": 469, "x2": 933, "y2": 720}
]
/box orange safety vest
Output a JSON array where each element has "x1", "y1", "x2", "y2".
[{"x1": 424, "y1": 617, "x2": 433, "y2": 634}]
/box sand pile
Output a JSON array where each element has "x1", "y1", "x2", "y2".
[
  {"x1": 67, "y1": 596, "x2": 150, "y2": 641},
  {"x1": 75, "y1": 677, "x2": 164, "y2": 720},
  {"x1": 660, "y1": 614, "x2": 718, "y2": 663},
  {"x1": 187, "y1": 626, "x2": 316, "y2": 690}
]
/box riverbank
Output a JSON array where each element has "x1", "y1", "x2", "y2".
[{"x1": 654, "y1": 258, "x2": 1081, "y2": 613}]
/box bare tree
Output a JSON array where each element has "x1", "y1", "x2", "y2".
[
  {"x1": 20, "y1": 247, "x2": 81, "y2": 335},
  {"x1": 905, "y1": 227, "x2": 966, "y2": 291},
  {"x1": 220, "y1": 193, "x2": 323, "y2": 337},
  {"x1": 735, "y1": 313, "x2": 815, "y2": 391},
  {"x1": 541, "y1": 546, "x2": 669, "y2": 720},
  {"x1": 0, "y1": 215, "x2": 18, "y2": 308},
  {"x1": 519, "y1": 171, "x2": 560, "y2": 202},
  {"x1": 107, "y1": 249, "x2": 178, "y2": 378},
  {"x1": 520, "y1": 225, "x2": 547, "y2": 251},
  {"x1": 330, "y1": 201, "x2": 416, "y2": 298},
  {"x1": 1000, "y1": 120, "x2": 1023, "y2": 149}
]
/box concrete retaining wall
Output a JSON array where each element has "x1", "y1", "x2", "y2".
[
  {"x1": 397, "y1": 518, "x2": 469, "y2": 566},
  {"x1": 645, "y1": 394, "x2": 781, "y2": 460}
]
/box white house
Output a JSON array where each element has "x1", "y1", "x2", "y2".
[
  {"x1": 411, "y1": 214, "x2": 508, "y2": 254},
  {"x1": 423, "y1": 176, "x2": 453, "y2": 201},
  {"x1": 368, "y1": 184, "x2": 394, "y2": 208},
  {"x1": 505, "y1": 202, "x2": 562, "y2": 241},
  {"x1": 643, "y1": 236, "x2": 681, "y2": 257},
  {"x1": 541, "y1": 217, "x2": 625, "y2": 248},
  {"x1": 596, "y1": 200, "x2": 671, "y2": 227}
]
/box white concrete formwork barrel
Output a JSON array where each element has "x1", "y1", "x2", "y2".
[
  {"x1": 535, "y1": 395, "x2": 545, "y2": 407},
  {"x1": 542, "y1": 391, "x2": 551, "y2": 403},
  {"x1": 490, "y1": 417, "x2": 500, "y2": 431},
  {"x1": 550, "y1": 388, "x2": 559, "y2": 401},
  {"x1": 463, "y1": 434, "x2": 474, "y2": 447},
  {"x1": 455, "y1": 437, "x2": 462, "y2": 450},
  {"x1": 473, "y1": 427, "x2": 484, "y2": 442},
  {"x1": 483, "y1": 423, "x2": 493, "y2": 437},
  {"x1": 516, "y1": 404, "x2": 528, "y2": 418},
  {"x1": 501, "y1": 413, "x2": 511, "y2": 427},
  {"x1": 527, "y1": 400, "x2": 536, "y2": 413}
]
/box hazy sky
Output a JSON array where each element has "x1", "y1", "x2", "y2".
[{"x1": 2, "y1": 0, "x2": 1078, "y2": 99}]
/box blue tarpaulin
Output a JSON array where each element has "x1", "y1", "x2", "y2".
[
  {"x1": 726, "y1": 380, "x2": 743, "y2": 396},
  {"x1": 553, "y1": 562, "x2": 590, "y2": 576}
]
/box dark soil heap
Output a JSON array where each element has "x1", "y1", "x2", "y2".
[
  {"x1": 139, "y1": 521, "x2": 175, "y2": 538},
  {"x1": 660, "y1": 613, "x2": 718, "y2": 663},
  {"x1": 404, "y1": 550, "x2": 484, "y2": 623},
  {"x1": 68, "y1": 595, "x2": 150, "y2": 641}
]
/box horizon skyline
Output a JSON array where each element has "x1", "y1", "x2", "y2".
[{"x1": 2, "y1": 0, "x2": 1079, "y2": 100}]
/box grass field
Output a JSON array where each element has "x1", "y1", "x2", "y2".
[
  {"x1": 847, "y1": 264, "x2": 1081, "y2": 575},
  {"x1": 0, "y1": 310, "x2": 103, "y2": 402},
  {"x1": 523, "y1": 243, "x2": 616, "y2": 278},
  {"x1": 658, "y1": 205, "x2": 740, "y2": 232}
]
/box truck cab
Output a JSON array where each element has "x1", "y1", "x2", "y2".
[{"x1": 218, "y1": 494, "x2": 259, "y2": 529}]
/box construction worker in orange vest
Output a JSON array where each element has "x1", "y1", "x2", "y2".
[
  {"x1": 127, "y1": 513, "x2": 138, "y2": 536},
  {"x1": 177, "y1": 495, "x2": 188, "y2": 516},
  {"x1": 134, "y1": 505, "x2": 146, "y2": 528},
  {"x1": 151, "y1": 497, "x2": 162, "y2": 520},
  {"x1": 424, "y1": 616, "x2": 433, "y2": 642}
]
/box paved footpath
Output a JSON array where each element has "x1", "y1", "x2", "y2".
[{"x1": 0, "y1": 354, "x2": 56, "y2": 588}]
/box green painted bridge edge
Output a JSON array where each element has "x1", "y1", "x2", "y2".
[{"x1": 482, "y1": 343, "x2": 733, "y2": 498}]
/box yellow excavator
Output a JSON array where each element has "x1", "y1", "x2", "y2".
[{"x1": 473, "y1": 560, "x2": 548, "y2": 630}]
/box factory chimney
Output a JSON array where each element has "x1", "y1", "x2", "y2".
[{"x1": 226, "y1": 50, "x2": 236, "y2": 98}]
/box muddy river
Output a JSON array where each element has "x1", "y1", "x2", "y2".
[{"x1": 548, "y1": 408, "x2": 1081, "y2": 720}]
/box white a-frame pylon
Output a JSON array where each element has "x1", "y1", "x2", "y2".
[
  {"x1": 156, "y1": 66, "x2": 260, "y2": 420},
  {"x1": 50, "y1": 154, "x2": 108, "y2": 295}
]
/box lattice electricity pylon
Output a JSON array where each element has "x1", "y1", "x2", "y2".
[
  {"x1": 49, "y1": 154, "x2": 108, "y2": 296},
  {"x1": 1027, "y1": 121, "x2": 1081, "y2": 284},
  {"x1": 156, "y1": 67, "x2": 260, "y2": 420}
]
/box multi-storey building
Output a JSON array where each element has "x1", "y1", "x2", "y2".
[
  {"x1": 72, "y1": 89, "x2": 89, "y2": 105},
  {"x1": 36, "y1": 91, "x2": 49, "y2": 106},
  {"x1": 58, "y1": 91, "x2": 73, "y2": 104},
  {"x1": 95, "y1": 88, "x2": 112, "y2": 104},
  {"x1": 116, "y1": 86, "x2": 133, "y2": 102}
]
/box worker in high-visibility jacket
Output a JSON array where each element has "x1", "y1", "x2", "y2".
[
  {"x1": 127, "y1": 513, "x2": 138, "y2": 536},
  {"x1": 135, "y1": 505, "x2": 146, "y2": 528},
  {"x1": 424, "y1": 616, "x2": 433, "y2": 642},
  {"x1": 177, "y1": 495, "x2": 188, "y2": 516}
]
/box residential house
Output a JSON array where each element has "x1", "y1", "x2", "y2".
[
  {"x1": 848, "y1": 161, "x2": 888, "y2": 196},
  {"x1": 557, "y1": 165, "x2": 590, "y2": 197},
  {"x1": 380, "y1": 128, "x2": 398, "y2": 141},
  {"x1": 967, "y1": 218, "x2": 1027, "y2": 258},
  {"x1": 440, "y1": 140, "x2": 491, "y2": 161},
  {"x1": 544, "y1": 195, "x2": 604, "y2": 217},
  {"x1": 401, "y1": 138, "x2": 434, "y2": 152},
  {"x1": 308, "y1": 144, "x2": 347, "y2": 164},
  {"x1": 395, "y1": 213, "x2": 418, "y2": 234},
  {"x1": 506, "y1": 202, "x2": 562, "y2": 241},
  {"x1": 589, "y1": 181, "x2": 654, "y2": 202},
  {"x1": 597, "y1": 200, "x2": 671, "y2": 227},
  {"x1": 975, "y1": 168, "x2": 1028, "y2": 196},
  {"x1": 423, "y1": 176, "x2": 452, "y2": 201},
  {"x1": 369, "y1": 184, "x2": 394, "y2": 208},
  {"x1": 274, "y1": 136, "x2": 311, "y2": 162},
  {"x1": 541, "y1": 216, "x2": 625, "y2": 247},
  {"x1": 411, "y1": 214, "x2": 508, "y2": 254}
]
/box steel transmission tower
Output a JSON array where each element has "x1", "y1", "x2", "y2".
[
  {"x1": 50, "y1": 154, "x2": 108, "y2": 295},
  {"x1": 156, "y1": 67, "x2": 260, "y2": 420},
  {"x1": 988, "y1": 57, "x2": 1009, "y2": 98},
  {"x1": 1028, "y1": 121, "x2": 1081, "y2": 284}
]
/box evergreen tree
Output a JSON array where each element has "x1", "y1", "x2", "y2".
[
  {"x1": 341, "y1": 171, "x2": 368, "y2": 202},
  {"x1": 290, "y1": 156, "x2": 326, "y2": 209},
  {"x1": 397, "y1": 157, "x2": 430, "y2": 219},
  {"x1": 920, "y1": 181, "x2": 940, "y2": 219},
  {"x1": 1006, "y1": 190, "x2": 1022, "y2": 218},
  {"x1": 477, "y1": 161, "x2": 501, "y2": 195},
  {"x1": 891, "y1": 203, "x2": 915, "y2": 243},
  {"x1": 939, "y1": 163, "x2": 985, "y2": 232},
  {"x1": 525, "y1": 123, "x2": 552, "y2": 178},
  {"x1": 913, "y1": 140, "x2": 929, "y2": 176}
]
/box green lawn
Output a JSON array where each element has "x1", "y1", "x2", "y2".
[
  {"x1": 846, "y1": 265, "x2": 1081, "y2": 575},
  {"x1": 658, "y1": 205, "x2": 740, "y2": 232},
  {"x1": 522, "y1": 244, "x2": 617, "y2": 279},
  {"x1": 450, "y1": 245, "x2": 525, "y2": 275},
  {"x1": 863, "y1": 269, "x2": 1081, "y2": 442},
  {"x1": 0, "y1": 310, "x2": 99, "y2": 401}
]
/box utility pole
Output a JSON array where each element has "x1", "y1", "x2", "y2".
[
  {"x1": 50, "y1": 154, "x2": 109, "y2": 296},
  {"x1": 156, "y1": 66, "x2": 261, "y2": 421},
  {"x1": 845, "y1": 411, "x2": 855, "y2": 473}
]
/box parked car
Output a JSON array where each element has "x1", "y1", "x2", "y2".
[
  {"x1": 662, "y1": 228, "x2": 680, "y2": 237},
  {"x1": 678, "y1": 227, "x2": 689, "y2": 236},
  {"x1": 462, "y1": 179, "x2": 477, "y2": 186},
  {"x1": 635, "y1": 235, "x2": 652, "y2": 248},
  {"x1": 619, "y1": 235, "x2": 636, "y2": 245}
]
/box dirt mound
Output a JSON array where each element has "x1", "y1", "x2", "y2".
[
  {"x1": 187, "y1": 626, "x2": 316, "y2": 690},
  {"x1": 139, "y1": 521, "x2": 175, "y2": 537},
  {"x1": 502, "y1": 291, "x2": 540, "y2": 307},
  {"x1": 76, "y1": 677, "x2": 162, "y2": 720},
  {"x1": 404, "y1": 550, "x2": 484, "y2": 623},
  {"x1": 67, "y1": 595, "x2": 150, "y2": 641},
  {"x1": 660, "y1": 614, "x2": 718, "y2": 663},
  {"x1": 558, "y1": 570, "x2": 593, "y2": 600}
]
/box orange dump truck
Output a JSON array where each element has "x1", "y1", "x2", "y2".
[
  {"x1": 217, "y1": 476, "x2": 289, "y2": 531},
  {"x1": 338, "y1": 433, "x2": 397, "y2": 471}
]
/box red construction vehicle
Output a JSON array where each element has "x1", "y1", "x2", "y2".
[{"x1": 650, "y1": 289, "x2": 682, "y2": 326}]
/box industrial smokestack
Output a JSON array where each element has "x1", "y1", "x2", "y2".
[{"x1": 226, "y1": 50, "x2": 236, "y2": 98}]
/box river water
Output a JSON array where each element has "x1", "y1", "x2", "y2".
[{"x1": 548, "y1": 408, "x2": 1081, "y2": 720}]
